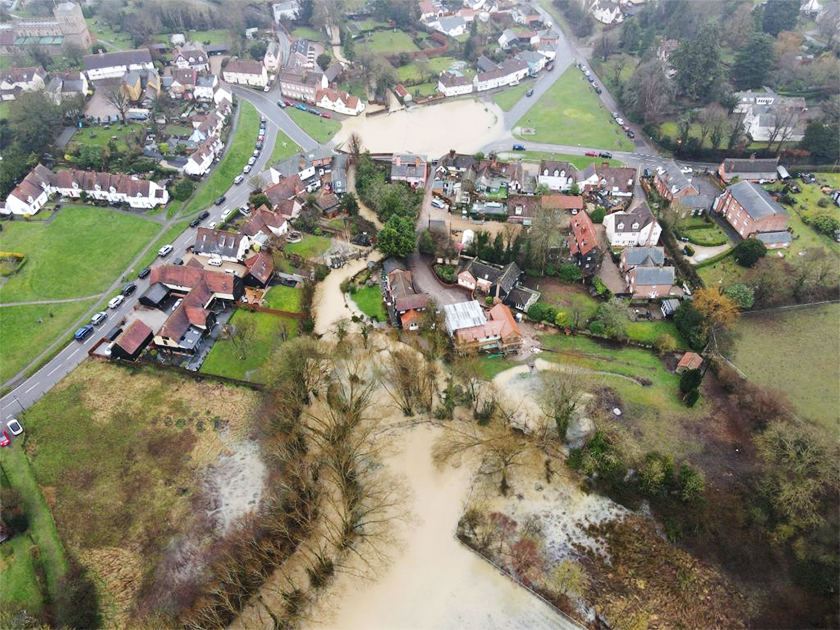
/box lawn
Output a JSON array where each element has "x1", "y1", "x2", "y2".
[
  {"x1": 394, "y1": 56, "x2": 457, "y2": 84},
  {"x1": 728, "y1": 303, "x2": 840, "y2": 432},
  {"x1": 285, "y1": 108, "x2": 341, "y2": 145},
  {"x1": 152, "y1": 29, "x2": 229, "y2": 45},
  {"x1": 0, "y1": 532, "x2": 44, "y2": 614},
  {"x1": 358, "y1": 29, "x2": 420, "y2": 54},
  {"x1": 88, "y1": 20, "x2": 134, "y2": 50},
  {"x1": 492, "y1": 80, "x2": 535, "y2": 111},
  {"x1": 284, "y1": 234, "x2": 331, "y2": 260},
  {"x1": 0, "y1": 299, "x2": 96, "y2": 383},
  {"x1": 290, "y1": 26, "x2": 324, "y2": 41},
  {"x1": 351, "y1": 286, "x2": 387, "y2": 322},
  {"x1": 181, "y1": 101, "x2": 260, "y2": 216},
  {"x1": 67, "y1": 123, "x2": 145, "y2": 154},
  {"x1": 269, "y1": 128, "x2": 301, "y2": 165},
  {"x1": 625, "y1": 320, "x2": 687, "y2": 349},
  {"x1": 495, "y1": 150, "x2": 624, "y2": 168},
  {"x1": 263, "y1": 285, "x2": 303, "y2": 312},
  {"x1": 0, "y1": 206, "x2": 160, "y2": 303},
  {"x1": 20, "y1": 361, "x2": 261, "y2": 624},
  {"x1": 201, "y1": 309, "x2": 299, "y2": 382},
  {"x1": 514, "y1": 66, "x2": 634, "y2": 151},
  {"x1": 136, "y1": 220, "x2": 189, "y2": 271}
]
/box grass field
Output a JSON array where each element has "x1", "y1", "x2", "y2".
[
  {"x1": 285, "y1": 108, "x2": 341, "y2": 144},
  {"x1": 201, "y1": 309, "x2": 299, "y2": 382},
  {"x1": 182, "y1": 101, "x2": 259, "y2": 216},
  {"x1": 136, "y1": 220, "x2": 189, "y2": 271},
  {"x1": 495, "y1": 150, "x2": 624, "y2": 168},
  {"x1": 395, "y1": 56, "x2": 457, "y2": 84},
  {"x1": 290, "y1": 26, "x2": 324, "y2": 41},
  {"x1": 152, "y1": 29, "x2": 229, "y2": 45},
  {"x1": 514, "y1": 66, "x2": 633, "y2": 151},
  {"x1": 492, "y1": 80, "x2": 535, "y2": 111},
  {"x1": 263, "y1": 285, "x2": 302, "y2": 312},
  {"x1": 68, "y1": 124, "x2": 145, "y2": 153},
  {"x1": 359, "y1": 29, "x2": 420, "y2": 54},
  {"x1": 20, "y1": 361, "x2": 261, "y2": 624},
  {"x1": 351, "y1": 286, "x2": 386, "y2": 322},
  {"x1": 269, "y1": 129, "x2": 301, "y2": 165},
  {"x1": 728, "y1": 304, "x2": 840, "y2": 431},
  {"x1": 0, "y1": 299, "x2": 96, "y2": 383},
  {"x1": 0, "y1": 206, "x2": 159, "y2": 303},
  {"x1": 285, "y1": 234, "x2": 331, "y2": 260}
]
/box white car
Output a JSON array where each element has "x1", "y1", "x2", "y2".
[
  {"x1": 234, "y1": 175, "x2": 244, "y2": 185},
  {"x1": 680, "y1": 165, "x2": 693, "y2": 174},
  {"x1": 221, "y1": 208, "x2": 232, "y2": 219},
  {"x1": 240, "y1": 205, "x2": 251, "y2": 216},
  {"x1": 248, "y1": 157, "x2": 256, "y2": 166},
  {"x1": 208, "y1": 256, "x2": 223, "y2": 267},
  {"x1": 263, "y1": 84, "x2": 271, "y2": 92},
  {"x1": 7, "y1": 418, "x2": 23, "y2": 436},
  {"x1": 243, "y1": 164, "x2": 252, "y2": 173},
  {"x1": 612, "y1": 111, "x2": 619, "y2": 119},
  {"x1": 108, "y1": 295, "x2": 125, "y2": 309},
  {"x1": 253, "y1": 149, "x2": 260, "y2": 157},
  {"x1": 90, "y1": 311, "x2": 107, "y2": 326},
  {"x1": 208, "y1": 221, "x2": 217, "y2": 229},
  {"x1": 158, "y1": 244, "x2": 173, "y2": 257},
  {"x1": 615, "y1": 117, "x2": 624, "y2": 125}
]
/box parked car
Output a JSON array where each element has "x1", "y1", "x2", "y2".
[
  {"x1": 295, "y1": 103, "x2": 307, "y2": 111},
  {"x1": 320, "y1": 112, "x2": 331, "y2": 118},
  {"x1": 91, "y1": 311, "x2": 107, "y2": 326},
  {"x1": 214, "y1": 195, "x2": 226, "y2": 205},
  {"x1": 594, "y1": 86, "x2": 602, "y2": 94},
  {"x1": 253, "y1": 149, "x2": 260, "y2": 157},
  {"x1": 585, "y1": 150, "x2": 597, "y2": 157},
  {"x1": 0, "y1": 430, "x2": 10, "y2": 448},
  {"x1": 221, "y1": 207, "x2": 232, "y2": 219},
  {"x1": 431, "y1": 198, "x2": 446, "y2": 209},
  {"x1": 243, "y1": 164, "x2": 252, "y2": 173},
  {"x1": 174, "y1": 257, "x2": 184, "y2": 266},
  {"x1": 587, "y1": 75, "x2": 595, "y2": 83},
  {"x1": 158, "y1": 244, "x2": 173, "y2": 257},
  {"x1": 277, "y1": 100, "x2": 286, "y2": 108},
  {"x1": 526, "y1": 88, "x2": 534, "y2": 97},
  {"x1": 138, "y1": 266, "x2": 151, "y2": 279},
  {"x1": 208, "y1": 256, "x2": 223, "y2": 267},
  {"x1": 208, "y1": 221, "x2": 217, "y2": 229},
  {"x1": 74, "y1": 324, "x2": 94, "y2": 340},
  {"x1": 190, "y1": 218, "x2": 201, "y2": 228},
  {"x1": 260, "y1": 116, "x2": 266, "y2": 123},
  {"x1": 122, "y1": 282, "x2": 137, "y2": 296},
  {"x1": 7, "y1": 419, "x2": 23, "y2": 436},
  {"x1": 612, "y1": 111, "x2": 620, "y2": 119},
  {"x1": 284, "y1": 99, "x2": 293, "y2": 107},
  {"x1": 256, "y1": 141, "x2": 264, "y2": 149},
  {"x1": 240, "y1": 205, "x2": 251, "y2": 216},
  {"x1": 626, "y1": 130, "x2": 635, "y2": 138},
  {"x1": 108, "y1": 295, "x2": 124, "y2": 309},
  {"x1": 546, "y1": 62, "x2": 554, "y2": 71},
  {"x1": 263, "y1": 84, "x2": 271, "y2": 92},
  {"x1": 248, "y1": 157, "x2": 256, "y2": 165},
  {"x1": 599, "y1": 151, "x2": 612, "y2": 159},
  {"x1": 512, "y1": 144, "x2": 526, "y2": 151},
  {"x1": 198, "y1": 210, "x2": 210, "y2": 220}
]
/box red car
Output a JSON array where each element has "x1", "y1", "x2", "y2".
[
  {"x1": 584, "y1": 151, "x2": 597, "y2": 157},
  {"x1": 0, "y1": 430, "x2": 10, "y2": 447},
  {"x1": 284, "y1": 99, "x2": 293, "y2": 107},
  {"x1": 320, "y1": 112, "x2": 331, "y2": 119}
]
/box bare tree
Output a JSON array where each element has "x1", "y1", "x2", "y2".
[
  {"x1": 536, "y1": 369, "x2": 589, "y2": 442},
  {"x1": 769, "y1": 105, "x2": 802, "y2": 153},
  {"x1": 348, "y1": 132, "x2": 363, "y2": 163},
  {"x1": 104, "y1": 86, "x2": 131, "y2": 123},
  {"x1": 226, "y1": 317, "x2": 256, "y2": 359},
  {"x1": 378, "y1": 347, "x2": 435, "y2": 416},
  {"x1": 696, "y1": 103, "x2": 726, "y2": 148}
]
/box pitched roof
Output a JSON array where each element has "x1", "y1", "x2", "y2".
[
  {"x1": 241, "y1": 206, "x2": 287, "y2": 237},
  {"x1": 388, "y1": 268, "x2": 414, "y2": 299},
  {"x1": 539, "y1": 160, "x2": 577, "y2": 176},
  {"x1": 83, "y1": 49, "x2": 152, "y2": 71},
  {"x1": 316, "y1": 86, "x2": 360, "y2": 109},
  {"x1": 593, "y1": 165, "x2": 635, "y2": 192},
  {"x1": 0, "y1": 66, "x2": 46, "y2": 84},
  {"x1": 460, "y1": 259, "x2": 521, "y2": 294},
  {"x1": 115, "y1": 320, "x2": 153, "y2": 355},
  {"x1": 568, "y1": 212, "x2": 599, "y2": 256},
  {"x1": 264, "y1": 175, "x2": 303, "y2": 206},
  {"x1": 193, "y1": 228, "x2": 247, "y2": 258},
  {"x1": 755, "y1": 230, "x2": 792, "y2": 245},
  {"x1": 438, "y1": 71, "x2": 472, "y2": 88},
  {"x1": 610, "y1": 202, "x2": 656, "y2": 233},
  {"x1": 721, "y1": 157, "x2": 778, "y2": 175},
  {"x1": 542, "y1": 194, "x2": 584, "y2": 210},
  {"x1": 224, "y1": 58, "x2": 264, "y2": 76},
  {"x1": 657, "y1": 160, "x2": 693, "y2": 194},
  {"x1": 622, "y1": 246, "x2": 665, "y2": 267},
  {"x1": 677, "y1": 352, "x2": 703, "y2": 371},
  {"x1": 631, "y1": 266, "x2": 675, "y2": 286},
  {"x1": 728, "y1": 181, "x2": 788, "y2": 220},
  {"x1": 508, "y1": 194, "x2": 540, "y2": 218},
  {"x1": 395, "y1": 293, "x2": 429, "y2": 312},
  {"x1": 245, "y1": 252, "x2": 274, "y2": 284}
]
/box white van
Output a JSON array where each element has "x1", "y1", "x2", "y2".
[
  {"x1": 208, "y1": 256, "x2": 223, "y2": 267},
  {"x1": 431, "y1": 198, "x2": 446, "y2": 209}
]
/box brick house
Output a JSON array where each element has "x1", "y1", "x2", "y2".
[
  {"x1": 713, "y1": 181, "x2": 789, "y2": 238},
  {"x1": 567, "y1": 211, "x2": 601, "y2": 274},
  {"x1": 654, "y1": 160, "x2": 698, "y2": 201},
  {"x1": 627, "y1": 266, "x2": 677, "y2": 300}
]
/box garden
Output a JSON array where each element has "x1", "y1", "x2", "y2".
[
  {"x1": 262, "y1": 284, "x2": 303, "y2": 313},
  {"x1": 350, "y1": 285, "x2": 387, "y2": 322},
  {"x1": 284, "y1": 234, "x2": 332, "y2": 260},
  {"x1": 285, "y1": 108, "x2": 342, "y2": 145},
  {"x1": 357, "y1": 29, "x2": 420, "y2": 54}
]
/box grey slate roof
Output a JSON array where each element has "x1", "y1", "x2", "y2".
[
  {"x1": 755, "y1": 230, "x2": 792, "y2": 245},
  {"x1": 612, "y1": 202, "x2": 655, "y2": 233},
  {"x1": 633, "y1": 266, "x2": 675, "y2": 285},
  {"x1": 722, "y1": 157, "x2": 778, "y2": 175},
  {"x1": 477, "y1": 55, "x2": 497, "y2": 73},
  {"x1": 194, "y1": 228, "x2": 245, "y2": 258},
  {"x1": 83, "y1": 49, "x2": 152, "y2": 71},
  {"x1": 460, "y1": 259, "x2": 521, "y2": 294},
  {"x1": 728, "y1": 181, "x2": 788, "y2": 220},
  {"x1": 623, "y1": 246, "x2": 665, "y2": 267},
  {"x1": 658, "y1": 160, "x2": 692, "y2": 193},
  {"x1": 679, "y1": 194, "x2": 712, "y2": 210}
]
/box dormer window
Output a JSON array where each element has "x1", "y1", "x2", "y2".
[
  {"x1": 617, "y1": 222, "x2": 624, "y2": 230},
  {"x1": 110, "y1": 186, "x2": 116, "y2": 193},
  {"x1": 72, "y1": 181, "x2": 79, "y2": 188},
  {"x1": 632, "y1": 222, "x2": 640, "y2": 230}
]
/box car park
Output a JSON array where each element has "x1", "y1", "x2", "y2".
[
  {"x1": 526, "y1": 88, "x2": 534, "y2": 97},
  {"x1": 91, "y1": 311, "x2": 107, "y2": 326},
  {"x1": 214, "y1": 195, "x2": 226, "y2": 205},
  {"x1": 75, "y1": 324, "x2": 94, "y2": 340},
  {"x1": 158, "y1": 244, "x2": 173, "y2": 257},
  {"x1": 122, "y1": 283, "x2": 137, "y2": 296},
  {"x1": 138, "y1": 266, "x2": 151, "y2": 279},
  {"x1": 7, "y1": 419, "x2": 23, "y2": 436},
  {"x1": 108, "y1": 295, "x2": 124, "y2": 309},
  {"x1": 234, "y1": 175, "x2": 244, "y2": 185},
  {"x1": 512, "y1": 144, "x2": 526, "y2": 151}
]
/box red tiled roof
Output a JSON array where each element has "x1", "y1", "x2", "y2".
[
  {"x1": 115, "y1": 320, "x2": 153, "y2": 355},
  {"x1": 244, "y1": 252, "x2": 274, "y2": 284},
  {"x1": 264, "y1": 175, "x2": 303, "y2": 207},
  {"x1": 542, "y1": 194, "x2": 584, "y2": 210},
  {"x1": 316, "y1": 86, "x2": 360, "y2": 110},
  {"x1": 569, "y1": 211, "x2": 599, "y2": 256},
  {"x1": 677, "y1": 352, "x2": 703, "y2": 371}
]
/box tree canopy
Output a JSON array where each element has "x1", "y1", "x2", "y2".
[
  {"x1": 731, "y1": 33, "x2": 775, "y2": 90},
  {"x1": 376, "y1": 215, "x2": 415, "y2": 258},
  {"x1": 670, "y1": 25, "x2": 723, "y2": 102}
]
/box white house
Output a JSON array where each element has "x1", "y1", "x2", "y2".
[
  {"x1": 734, "y1": 88, "x2": 807, "y2": 142},
  {"x1": 0, "y1": 66, "x2": 47, "y2": 100},
  {"x1": 263, "y1": 41, "x2": 282, "y2": 72},
  {"x1": 82, "y1": 49, "x2": 153, "y2": 80},
  {"x1": 3, "y1": 164, "x2": 53, "y2": 215},
  {"x1": 44, "y1": 71, "x2": 89, "y2": 104},
  {"x1": 537, "y1": 160, "x2": 578, "y2": 191},
  {"x1": 431, "y1": 15, "x2": 467, "y2": 36},
  {"x1": 473, "y1": 58, "x2": 529, "y2": 91},
  {"x1": 194, "y1": 73, "x2": 218, "y2": 100},
  {"x1": 173, "y1": 43, "x2": 209, "y2": 72},
  {"x1": 315, "y1": 87, "x2": 365, "y2": 115},
  {"x1": 590, "y1": 0, "x2": 623, "y2": 24},
  {"x1": 184, "y1": 138, "x2": 223, "y2": 176},
  {"x1": 603, "y1": 202, "x2": 662, "y2": 248},
  {"x1": 272, "y1": 0, "x2": 300, "y2": 22},
  {"x1": 213, "y1": 81, "x2": 233, "y2": 105},
  {"x1": 222, "y1": 58, "x2": 268, "y2": 87},
  {"x1": 437, "y1": 71, "x2": 474, "y2": 97},
  {"x1": 536, "y1": 43, "x2": 556, "y2": 59},
  {"x1": 194, "y1": 228, "x2": 251, "y2": 262}
]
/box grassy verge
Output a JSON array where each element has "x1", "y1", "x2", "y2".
[
  {"x1": 269, "y1": 129, "x2": 301, "y2": 165},
  {"x1": 727, "y1": 303, "x2": 840, "y2": 431},
  {"x1": 0, "y1": 206, "x2": 160, "y2": 302},
  {"x1": 263, "y1": 285, "x2": 302, "y2": 312},
  {"x1": 495, "y1": 150, "x2": 624, "y2": 168},
  {"x1": 136, "y1": 221, "x2": 191, "y2": 271},
  {"x1": 285, "y1": 234, "x2": 331, "y2": 260},
  {"x1": 200, "y1": 309, "x2": 299, "y2": 382},
  {"x1": 351, "y1": 286, "x2": 386, "y2": 321},
  {"x1": 492, "y1": 81, "x2": 535, "y2": 111},
  {"x1": 285, "y1": 108, "x2": 341, "y2": 144},
  {"x1": 514, "y1": 66, "x2": 633, "y2": 151},
  {"x1": 181, "y1": 101, "x2": 260, "y2": 217},
  {"x1": 0, "y1": 299, "x2": 97, "y2": 383}
]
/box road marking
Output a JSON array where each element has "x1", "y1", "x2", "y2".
[
  {"x1": 47, "y1": 363, "x2": 63, "y2": 376},
  {"x1": 25, "y1": 382, "x2": 40, "y2": 394},
  {"x1": 67, "y1": 348, "x2": 79, "y2": 360}
]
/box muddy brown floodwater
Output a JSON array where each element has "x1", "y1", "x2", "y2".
[
  {"x1": 313, "y1": 253, "x2": 383, "y2": 336},
  {"x1": 303, "y1": 425, "x2": 578, "y2": 630}
]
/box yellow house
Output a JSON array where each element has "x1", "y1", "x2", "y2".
[{"x1": 121, "y1": 71, "x2": 142, "y2": 102}]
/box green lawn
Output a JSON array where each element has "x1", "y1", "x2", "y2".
[
  {"x1": 359, "y1": 29, "x2": 420, "y2": 54},
  {"x1": 0, "y1": 207, "x2": 159, "y2": 303},
  {"x1": 285, "y1": 108, "x2": 341, "y2": 145},
  {"x1": 728, "y1": 303, "x2": 840, "y2": 432},
  {"x1": 269, "y1": 129, "x2": 301, "y2": 165},
  {"x1": 290, "y1": 26, "x2": 324, "y2": 41},
  {"x1": 201, "y1": 309, "x2": 299, "y2": 382},
  {"x1": 263, "y1": 285, "x2": 302, "y2": 312},
  {"x1": 0, "y1": 299, "x2": 97, "y2": 383},
  {"x1": 514, "y1": 66, "x2": 633, "y2": 151},
  {"x1": 67, "y1": 123, "x2": 145, "y2": 154},
  {"x1": 181, "y1": 101, "x2": 260, "y2": 216},
  {"x1": 0, "y1": 532, "x2": 45, "y2": 613},
  {"x1": 625, "y1": 320, "x2": 687, "y2": 349},
  {"x1": 89, "y1": 20, "x2": 134, "y2": 50},
  {"x1": 395, "y1": 56, "x2": 457, "y2": 84},
  {"x1": 152, "y1": 29, "x2": 229, "y2": 45},
  {"x1": 285, "y1": 234, "x2": 331, "y2": 260},
  {"x1": 495, "y1": 150, "x2": 624, "y2": 168},
  {"x1": 351, "y1": 286, "x2": 386, "y2": 322},
  {"x1": 492, "y1": 80, "x2": 536, "y2": 111}
]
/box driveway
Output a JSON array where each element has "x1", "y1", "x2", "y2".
[{"x1": 407, "y1": 253, "x2": 470, "y2": 306}]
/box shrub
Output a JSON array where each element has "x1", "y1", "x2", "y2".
[
  {"x1": 678, "y1": 463, "x2": 705, "y2": 503},
  {"x1": 172, "y1": 178, "x2": 195, "y2": 201},
  {"x1": 732, "y1": 238, "x2": 767, "y2": 267},
  {"x1": 485, "y1": 295, "x2": 494, "y2": 305},
  {"x1": 589, "y1": 206, "x2": 606, "y2": 223},
  {"x1": 592, "y1": 276, "x2": 611, "y2": 297},
  {"x1": 674, "y1": 302, "x2": 707, "y2": 351},
  {"x1": 724, "y1": 283, "x2": 755, "y2": 310},
  {"x1": 557, "y1": 263, "x2": 583, "y2": 282},
  {"x1": 817, "y1": 197, "x2": 829, "y2": 208},
  {"x1": 812, "y1": 213, "x2": 839, "y2": 235},
  {"x1": 434, "y1": 264, "x2": 455, "y2": 282},
  {"x1": 683, "y1": 244, "x2": 695, "y2": 256},
  {"x1": 638, "y1": 451, "x2": 675, "y2": 497},
  {"x1": 313, "y1": 264, "x2": 329, "y2": 281},
  {"x1": 653, "y1": 333, "x2": 677, "y2": 355},
  {"x1": 679, "y1": 368, "x2": 702, "y2": 393},
  {"x1": 589, "y1": 320, "x2": 606, "y2": 335},
  {"x1": 683, "y1": 388, "x2": 700, "y2": 407},
  {"x1": 0, "y1": 488, "x2": 28, "y2": 534}
]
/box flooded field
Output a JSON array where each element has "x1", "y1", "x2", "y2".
[{"x1": 334, "y1": 99, "x2": 505, "y2": 157}]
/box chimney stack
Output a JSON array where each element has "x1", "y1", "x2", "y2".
[{"x1": 395, "y1": 155, "x2": 401, "y2": 166}]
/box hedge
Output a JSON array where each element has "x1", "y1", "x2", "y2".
[{"x1": 693, "y1": 246, "x2": 736, "y2": 270}]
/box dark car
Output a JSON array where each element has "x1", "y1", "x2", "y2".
[
  {"x1": 190, "y1": 218, "x2": 201, "y2": 228},
  {"x1": 198, "y1": 210, "x2": 210, "y2": 220},
  {"x1": 525, "y1": 88, "x2": 534, "y2": 97},
  {"x1": 122, "y1": 282, "x2": 137, "y2": 296},
  {"x1": 174, "y1": 258, "x2": 184, "y2": 266},
  {"x1": 74, "y1": 325, "x2": 94, "y2": 341},
  {"x1": 138, "y1": 266, "x2": 151, "y2": 279},
  {"x1": 594, "y1": 86, "x2": 602, "y2": 94},
  {"x1": 214, "y1": 195, "x2": 226, "y2": 205},
  {"x1": 599, "y1": 151, "x2": 613, "y2": 159},
  {"x1": 256, "y1": 141, "x2": 264, "y2": 149},
  {"x1": 512, "y1": 144, "x2": 526, "y2": 151},
  {"x1": 626, "y1": 130, "x2": 635, "y2": 138},
  {"x1": 279, "y1": 277, "x2": 298, "y2": 287}
]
